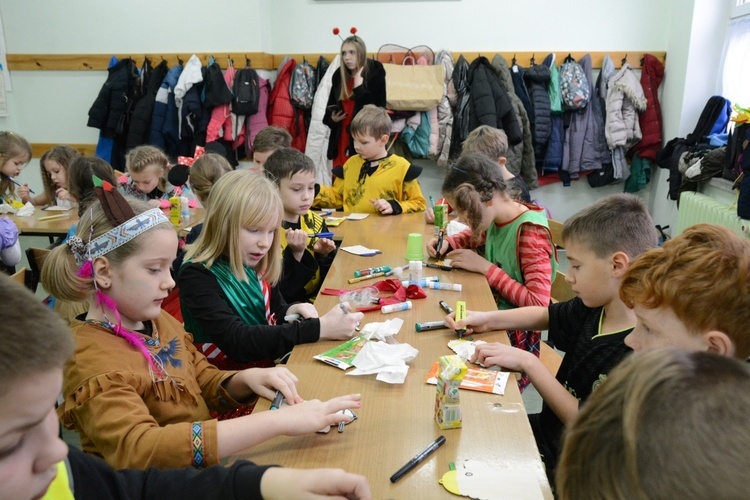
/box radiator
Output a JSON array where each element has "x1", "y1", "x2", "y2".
[{"x1": 676, "y1": 192, "x2": 750, "y2": 237}]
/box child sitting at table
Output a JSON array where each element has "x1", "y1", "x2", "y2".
[
  {"x1": 41, "y1": 179, "x2": 361, "y2": 469},
  {"x1": 252, "y1": 126, "x2": 292, "y2": 171},
  {"x1": 264, "y1": 148, "x2": 336, "y2": 303},
  {"x1": 0, "y1": 274, "x2": 372, "y2": 500},
  {"x1": 67, "y1": 156, "x2": 119, "y2": 218},
  {"x1": 424, "y1": 126, "x2": 530, "y2": 223},
  {"x1": 0, "y1": 131, "x2": 32, "y2": 205},
  {"x1": 120, "y1": 144, "x2": 193, "y2": 207},
  {"x1": 428, "y1": 153, "x2": 556, "y2": 388},
  {"x1": 447, "y1": 193, "x2": 658, "y2": 486},
  {"x1": 314, "y1": 105, "x2": 426, "y2": 215},
  {"x1": 179, "y1": 170, "x2": 363, "y2": 369},
  {"x1": 557, "y1": 349, "x2": 750, "y2": 500},
  {"x1": 17, "y1": 145, "x2": 79, "y2": 207},
  {"x1": 619, "y1": 223, "x2": 750, "y2": 359}
]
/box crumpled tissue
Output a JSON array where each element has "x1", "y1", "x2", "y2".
[
  {"x1": 347, "y1": 341, "x2": 418, "y2": 384},
  {"x1": 359, "y1": 317, "x2": 404, "y2": 342},
  {"x1": 14, "y1": 202, "x2": 35, "y2": 217},
  {"x1": 0, "y1": 204, "x2": 17, "y2": 214}
]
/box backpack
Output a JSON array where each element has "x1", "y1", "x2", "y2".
[
  {"x1": 559, "y1": 56, "x2": 590, "y2": 111},
  {"x1": 289, "y1": 61, "x2": 316, "y2": 110},
  {"x1": 232, "y1": 68, "x2": 260, "y2": 116}
]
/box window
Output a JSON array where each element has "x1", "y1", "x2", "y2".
[{"x1": 720, "y1": 17, "x2": 750, "y2": 105}]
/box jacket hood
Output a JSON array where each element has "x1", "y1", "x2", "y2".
[
  {"x1": 642, "y1": 54, "x2": 665, "y2": 87},
  {"x1": 610, "y1": 63, "x2": 648, "y2": 112},
  {"x1": 524, "y1": 63, "x2": 551, "y2": 83},
  {"x1": 491, "y1": 54, "x2": 514, "y2": 93}
]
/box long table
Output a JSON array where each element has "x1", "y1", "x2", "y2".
[
  {"x1": 5, "y1": 206, "x2": 206, "y2": 237},
  {"x1": 230, "y1": 213, "x2": 552, "y2": 499}
]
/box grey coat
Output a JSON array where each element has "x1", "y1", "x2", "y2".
[{"x1": 562, "y1": 54, "x2": 602, "y2": 177}]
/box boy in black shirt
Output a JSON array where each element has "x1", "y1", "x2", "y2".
[{"x1": 446, "y1": 193, "x2": 658, "y2": 485}]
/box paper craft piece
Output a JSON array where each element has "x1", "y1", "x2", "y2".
[
  {"x1": 425, "y1": 362, "x2": 510, "y2": 395},
  {"x1": 324, "y1": 216, "x2": 346, "y2": 227},
  {"x1": 15, "y1": 202, "x2": 35, "y2": 217},
  {"x1": 439, "y1": 460, "x2": 544, "y2": 500},
  {"x1": 314, "y1": 336, "x2": 370, "y2": 370},
  {"x1": 448, "y1": 338, "x2": 488, "y2": 362},
  {"x1": 347, "y1": 341, "x2": 418, "y2": 384},
  {"x1": 359, "y1": 318, "x2": 404, "y2": 342},
  {"x1": 341, "y1": 245, "x2": 381, "y2": 256},
  {"x1": 346, "y1": 213, "x2": 370, "y2": 220}
]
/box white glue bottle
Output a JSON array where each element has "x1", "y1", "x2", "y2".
[{"x1": 408, "y1": 261, "x2": 422, "y2": 286}]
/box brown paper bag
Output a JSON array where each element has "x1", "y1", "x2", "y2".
[{"x1": 383, "y1": 63, "x2": 444, "y2": 112}]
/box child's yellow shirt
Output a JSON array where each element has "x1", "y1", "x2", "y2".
[{"x1": 315, "y1": 154, "x2": 426, "y2": 214}]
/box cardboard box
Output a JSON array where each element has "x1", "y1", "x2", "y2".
[{"x1": 435, "y1": 355, "x2": 467, "y2": 429}]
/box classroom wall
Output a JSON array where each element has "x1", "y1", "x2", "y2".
[{"x1": 0, "y1": 0, "x2": 731, "y2": 227}]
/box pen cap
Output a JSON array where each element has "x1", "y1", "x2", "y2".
[{"x1": 404, "y1": 233, "x2": 424, "y2": 261}]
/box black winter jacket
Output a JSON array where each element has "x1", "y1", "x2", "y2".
[
  {"x1": 467, "y1": 57, "x2": 522, "y2": 146},
  {"x1": 87, "y1": 58, "x2": 139, "y2": 138},
  {"x1": 126, "y1": 60, "x2": 169, "y2": 150},
  {"x1": 524, "y1": 64, "x2": 552, "y2": 162},
  {"x1": 450, "y1": 55, "x2": 471, "y2": 158}
]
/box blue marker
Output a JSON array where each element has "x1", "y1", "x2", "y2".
[
  {"x1": 310, "y1": 231, "x2": 334, "y2": 239},
  {"x1": 9, "y1": 177, "x2": 35, "y2": 195}
]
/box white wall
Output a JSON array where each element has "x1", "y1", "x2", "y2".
[{"x1": 0, "y1": 0, "x2": 731, "y2": 227}]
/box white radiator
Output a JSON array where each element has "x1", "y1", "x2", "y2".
[{"x1": 676, "y1": 192, "x2": 750, "y2": 237}]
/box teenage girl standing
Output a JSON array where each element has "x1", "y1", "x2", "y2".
[{"x1": 323, "y1": 35, "x2": 386, "y2": 168}]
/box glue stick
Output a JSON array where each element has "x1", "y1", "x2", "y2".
[
  {"x1": 169, "y1": 196, "x2": 181, "y2": 226},
  {"x1": 426, "y1": 282, "x2": 462, "y2": 292},
  {"x1": 381, "y1": 301, "x2": 413, "y2": 314}
]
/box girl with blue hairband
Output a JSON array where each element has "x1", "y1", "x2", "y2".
[{"x1": 41, "y1": 177, "x2": 361, "y2": 471}]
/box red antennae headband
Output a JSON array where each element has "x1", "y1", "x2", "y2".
[{"x1": 332, "y1": 27, "x2": 358, "y2": 42}]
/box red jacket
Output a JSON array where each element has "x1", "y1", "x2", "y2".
[
  {"x1": 267, "y1": 59, "x2": 307, "y2": 152},
  {"x1": 631, "y1": 54, "x2": 665, "y2": 160}
]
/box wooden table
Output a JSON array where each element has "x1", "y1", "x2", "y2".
[
  {"x1": 5, "y1": 207, "x2": 205, "y2": 238},
  {"x1": 230, "y1": 213, "x2": 552, "y2": 499}
]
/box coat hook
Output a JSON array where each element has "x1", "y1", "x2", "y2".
[
  {"x1": 621, "y1": 54, "x2": 628, "y2": 66},
  {"x1": 512, "y1": 53, "x2": 517, "y2": 65}
]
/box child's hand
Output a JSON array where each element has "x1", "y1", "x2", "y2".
[
  {"x1": 471, "y1": 342, "x2": 535, "y2": 373},
  {"x1": 276, "y1": 394, "x2": 362, "y2": 436},
  {"x1": 260, "y1": 467, "x2": 372, "y2": 500},
  {"x1": 353, "y1": 66, "x2": 365, "y2": 87},
  {"x1": 445, "y1": 309, "x2": 495, "y2": 334},
  {"x1": 447, "y1": 249, "x2": 492, "y2": 274},
  {"x1": 16, "y1": 184, "x2": 31, "y2": 203},
  {"x1": 319, "y1": 302, "x2": 364, "y2": 340},
  {"x1": 287, "y1": 302, "x2": 318, "y2": 319},
  {"x1": 285, "y1": 228, "x2": 309, "y2": 261},
  {"x1": 426, "y1": 236, "x2": 449, "y2": 258},
  {"x1": 241, "y1": 367, "x2": 302, "y2": 405},
  {"x1": 56, "y1": 187, "x2": 72, "y2": 202},
  {"x1": 314, "y1": 237, "x2": 336, "y2": 256},
  {"x1": 424, "y1": 207, "x2": 435, "y2": 224},
  {"x1": 369, "y1": 198, "x2": 393, "y2": 215}
]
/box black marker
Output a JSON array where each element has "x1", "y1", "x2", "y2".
[
  {"x1": 270, "y1": 390, "x2": 284, "y2": 410},
  {"x1": 439, "y1": 301, "x2": 454, "y2": 315},
  {"x1": 390, "y1": 436, "x2": 446, "y2": 483},
  {"x1": 423, "y1": 261, "x2": 453, "y2": 271},
  {"x1": 415, "y1": 320, "x2": 449, "y2": 332}
]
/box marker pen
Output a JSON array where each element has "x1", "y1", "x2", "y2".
[
  {"x1": 390, "y1": 436, "x2": 446, "y2": 483},
  {"x1": 353, "y1": 265, "x2": 391, "y2": 278},
  {"x1": 415, "y1": 320, "x2": 449, "y2": 332},
  {"x1": 439, "y1": 301, "x2": 454, "y2": 315},
  {"x1": 270, "y1": 390, "x2": 284, "y2": 410},
  {"x1": 455, "y1": 301, "x2": 467, "y2": 338},
  {"x1": 381, "y1": 301, "x2": 412, "y2": 314}
]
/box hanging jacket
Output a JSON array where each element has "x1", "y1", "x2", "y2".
[
  {"x1": 413, "y1": 55, "x2": 440, "y2": 157},
  {"x1": 449, "y1": 55, "x2": 471, "y2": 159},
  {"x1": 174, "y1": 55, "x2": 204, "y2": 139},
  {"x1": 150, "y1": 64, "x2": 183, "y2": 157},
  {"x1": 434, "y1": 50, "x2": 456, "y2": 168},
  {"x1": 268, "y1": 59, "x2": 307, "y2": 152},
  {"x1": 542, "y1": 54, "x2": 563, "y2": 174},
  {"x1": 606, "y1": 62, "x2": 647, "y2": 180},
  {"x1": 490, "y1": 55, "x2": 537, "y2": 188},
  {"x1": 562, "y1": 54, "x2": 602, "y2": 179},
  {"x1": 206, "y1": 64, "x2": 239, "y2": 143},
  {"x1": 524, "y1": 63, "x2": 553, "y2": 168},
  {"x1": 306, "y1": 55, "x2": 341, "y2": 185},
  {"x1": 87, "y1": 58, "x2": 139, "y2": 138},
  {"x1": 93, "y1": 56, "x2": 121, "y2": 164},
  {"x1": 630, "y1": 54, "x2": 665, "y2": 161},
  {"x1": 467, "y1": 56, "x2": 522, "y2": 145},
  {"x1": 401, "y1": 111, "x2": 431, "y2": 157},
  {"x1": 591, "y1": 55, "x2": 613, "y2": 173},
  {"x1": 245, "y1": 75, "x2": 271, "y2": 154},
  {"x1": 511, "y1": 62, "x2": 533, "y2": 125},
  {"x1": 126, "y1": 60, "x2": 168, "y2": 151},
  {"x1": 323, "y1": 59, "x2": 386, "y2": 161},
  {"x1": 202, "y1": 59, "x2": 233, "y2": 109}
]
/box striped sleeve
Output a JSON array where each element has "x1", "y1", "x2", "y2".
[
  {"x1": 445, "y1": 228, "x2": 486, "y2": 250},
  {"x1": 485, "y1": 224, "x2": 554, "y2": 307}
]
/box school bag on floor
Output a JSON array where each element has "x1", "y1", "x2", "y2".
[{"x1": 559, "y1": 55, "x2": 590, "y2": 111}]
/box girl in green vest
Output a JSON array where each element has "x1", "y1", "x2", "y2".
[{"x1": 427, "y1": 153, "x2": 557, "y2": 388}]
